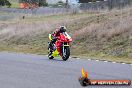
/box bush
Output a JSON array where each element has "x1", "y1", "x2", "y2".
[
  {"x1": 39, "y1": 2, "x2": 48, "y2": 7},
  {"x1": 0, "y1": 0, "x2": 11, "y2": 7},
  {"x1": 58, "y1": 1, "x2": 64, "y2": 4}
]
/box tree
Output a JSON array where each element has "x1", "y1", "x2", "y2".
[
  {"x1": 0, "y1": 0, "x2": 11, "y2": 7},
  {"x1": 19, "y1": 0, "x2": 47, "y2": 6}
]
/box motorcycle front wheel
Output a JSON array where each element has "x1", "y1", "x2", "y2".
[{"x1": 62, "y1": 46, "x2": 70, "y2": 61}]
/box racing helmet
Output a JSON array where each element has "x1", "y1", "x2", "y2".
[{"x1": 60, "y1": 26, "x2": 66, "y2": 32}]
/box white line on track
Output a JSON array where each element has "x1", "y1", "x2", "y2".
[
  {"x1": 95, "y1": 60, "x2": 99, "y2": 62},
  {"x1": 112, "y1": 62, "x2": 116, "y2": 63},
  {"x1": 76, "y1": 58, "x2": 80, "y2": 60},
  {"x1": 122, "y1": 63, "x2": 126, "y2": 65},
  {"x1": 104, "y1": 61, "x2": 108, "y2": 62},
  {"x1": 72, "y1": 57, "x2": 131, "y2": 65}
]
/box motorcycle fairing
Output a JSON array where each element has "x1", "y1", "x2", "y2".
[
  {"x1": 49, "y1": 34, "x2": 52, "y2": 41},
  {"x1": 52, "y1": 49, "x2": 59, "y2": 57}
]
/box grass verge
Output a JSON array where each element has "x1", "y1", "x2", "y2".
[{"x1": 0, "y1": 9, "x2": 132, "y2": 63}]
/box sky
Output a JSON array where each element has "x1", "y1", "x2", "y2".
[{"x1": 68, "y1": 0, "x2": 78, "y2": 4}]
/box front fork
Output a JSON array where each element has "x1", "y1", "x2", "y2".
[
  {"x1": 59, "y1": 43, "x2": 64, "y2": 57},
  {"x1": 60, "y1": 42, "x2": 69, "y2": 57},
  {"x1": 63, "y1": 43, "x2": 65, "y2": 56},
  {"x1": 62, "y1": 42, "x2": 68, "y2": 57}
]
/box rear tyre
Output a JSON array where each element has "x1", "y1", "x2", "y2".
[{"x1": 62, "y1": 47, "x2": 70, "y2": 61}]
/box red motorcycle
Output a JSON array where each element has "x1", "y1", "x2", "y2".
[{"x1": 48, "y1": 32, "x2": 72, "y2": 61}]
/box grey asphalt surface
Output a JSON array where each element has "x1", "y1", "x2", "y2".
[{"x1": 0, "y1": 52, "x2": 132, "y2": 88}]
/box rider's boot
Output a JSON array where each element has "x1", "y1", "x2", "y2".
[
  {"x1": 48, "y1": 43, "x2": 53, "y2": 57},
  {"x1": 48, "y1": 38, "x2": 57, "y2": 57}
]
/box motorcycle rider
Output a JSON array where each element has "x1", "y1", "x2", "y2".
[{"x1": 48, "y1": 26, "x2": 67, "y2": 56}]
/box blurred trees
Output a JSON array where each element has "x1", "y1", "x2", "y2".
[
  {"x1": 108, "y1": 0, "x2": 130, "y2": 10},
  {"x1": 19, "y1": 0, "x2": 47, "y2": 6},
  {"x1": 0, "y1": 0, "x2": 11, "y2": 7},
  {"x1": 79, "y1": 0, "x2": 131, "y2": 10}
]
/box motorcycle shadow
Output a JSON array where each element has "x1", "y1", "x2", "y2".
[
  {"x1": 40, "y1": 57, "x2": 64, "y2": 62},
  {"x1": 49, "y1": 58, "x2": 64, "y2": 62}
]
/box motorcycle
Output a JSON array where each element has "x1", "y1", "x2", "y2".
[{"x1": 48, "y1": 32, "x2": 72, "y2": 61}]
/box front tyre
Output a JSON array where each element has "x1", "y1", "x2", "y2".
[{"x1": 62, "y1": 46, "x2": 70, "y2": 61}]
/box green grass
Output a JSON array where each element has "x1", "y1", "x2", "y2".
[
  {"x1": 11, "y1": 3, "x2": 19, "y2": 8},
  {"x1": 8, "y1": 0, "x2": 19, "y2": 8}
]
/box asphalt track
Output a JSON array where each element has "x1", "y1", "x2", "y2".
[{"x1": 0, "y1": 52, "x2": 132, "y2": 88}]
